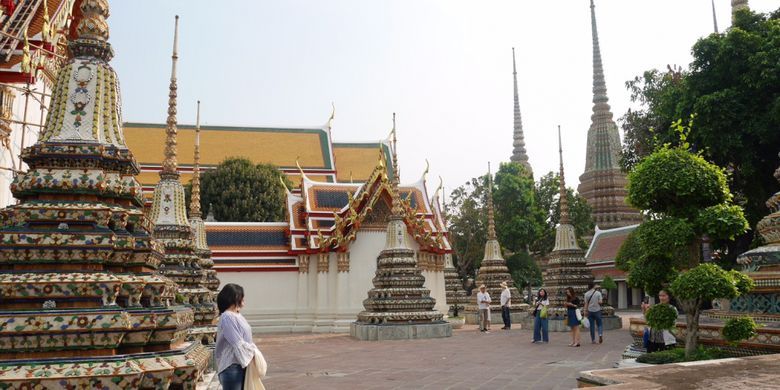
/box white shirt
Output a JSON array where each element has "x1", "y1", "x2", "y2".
[
  {"x1": 584, "y1": 289, "x2": 602, "y2": 312},
  {"x1": 477, "y1": 291, "x2": 491, "y2": 309},
  {"x1": 215, "y1": 311, "x2": 257, "y2": 374},
  {"x1": 500, "y1": 288, "x2": 511, "y2": 306}
]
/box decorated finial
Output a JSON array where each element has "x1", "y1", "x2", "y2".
[
  {"x1": 327, "y1": 102, "x2": 335, "y2": 130},
  {"x1": 486, "y1": 162, "x2": 497, "y2": 241},
  {"x1": 189, "y1": 100, "x2": 202, "y2": 217},
  {"x1": 390, "y1": 113, "x2": 403, "y2": 217},
  {"x1": 558, "y1": 125, "x2": 571, "y2": 225},
  {"x1": 712, "y1": 0, "x2": 719, "y2": 33},
  {"x1": 161, "y1": 15, "x2": 180, "y2": 179}
]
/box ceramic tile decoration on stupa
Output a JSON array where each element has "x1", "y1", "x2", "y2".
[
  {"x1": 431, "y1": 180, "x2": 468, "y2": 311},
  {"x1": 577, "y1": 0, "x2": 642, "y2": 233},
  {"x1": 0, "y1": 3, "x2": 208, "y2": 388},
  {"x1": 510, "y1": 48, "x2": 532, "y2": 176},
  {"x1": 464, "y1": 164, "x2": 528, "y2": 325},
  {"x1": 541, "y1": 128, "x2": 620, "y2": 332},
  {"x1": 186, "y1": 101, "x2": 219, "y2": 345},
  {"x1": 148, "y1": 18, "x2": 217, "y2": 345},
  {"x1": 350, "y1": 114, "x2": 451, "y2": 341}
]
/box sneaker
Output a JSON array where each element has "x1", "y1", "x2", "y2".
[{"x1": 599, "y1": 335, "x2": 603, "y2": 344}]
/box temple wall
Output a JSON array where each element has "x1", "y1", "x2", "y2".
[{"x1": 217, "y1": 228, "x2": 448, "y2": 333}]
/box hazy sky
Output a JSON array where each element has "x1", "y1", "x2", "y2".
[{"x1": 109, "y1": 0, "x2": 777, "y2": 197}]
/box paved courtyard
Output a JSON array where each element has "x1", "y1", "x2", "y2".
[{"x1": 254, "y1": 324, "x2": 633, "y2": 390}]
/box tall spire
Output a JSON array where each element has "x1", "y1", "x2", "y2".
[
  {"x1": 390, "y1": 113, "x2": 402, "y2": 217},
  {"x1": 578, "y1": 0, "x2": 643, "y2": 231},
  {"x1": 161, "y1": 15, "x2": 180, "y2": 179},
  {"x1": 712, "y1": 0, "x2": 719, "y2": 33},
  {"x1": 510, "y1": 48, "x2": 532, "y2": 175},
  {"x1": 190, "y1": 100, "x2": 202, "y2": 218},
  {"x1": 732, "y1": 0, "x2": 749, "y2": 20},
  {"x1": 558, "y1": 126, "x2": 570, "y2": 225},
  {"x1": 486, "y1": 162, "x2": 497, "y2": 241}
]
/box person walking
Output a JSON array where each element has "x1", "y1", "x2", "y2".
[
  {"x1": 477, "y1": 284, "x2": 492, "y2": 332},
  {"x1": 641, "y1": 289, "x2": 679, "y2": 352},
  {"x1": 532, "y1": 288, "x2": 550, "y2": 343},
  {"x1": 216, "y1": 283, "x2": 266, "y2": 390},
  {"x1": 584, "y1": 282, "x2": 604, "y2": 344},
  {"x1": 564, "y1": 287, "x2": 581, "y2": 347},
  {"x1": 500, "y1": 281, "x2": 512, "y2": 330}
]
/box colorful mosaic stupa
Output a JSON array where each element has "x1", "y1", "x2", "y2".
[
  {"x1": 0, "y1": 2, "x2": 208, "y2": 388},
  {"x1": 147, "y1": 18, "x2": 217, "y2": 342},
  {"x1": 509, "y1": 48, "x2": 532, "y2": 176},
  {"x1": 542, "y1": 128, "x2": 594, "y2": 318},
  {"x1": 186, "y1": 101, "x2": 219, "y2": 344},
  {"x1": 432, "y1": 182, "x2": 467, "y2": 310},
  {"x1": 577, "y1": 0, "x2": 642, "y2": 232},
  {"x1": 350, "y1": 115, "x2": 450, "y2": 340},
  {"x1": 464, "y1": 164, "x2": 527, "y2": 323}
]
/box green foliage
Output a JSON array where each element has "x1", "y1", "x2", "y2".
[
  {"x1": 531, "y1": 171, "x2": 594, "y2": 255},
  {"x1": 636, "y1": 218, "x2": 696, "y2": 262},
  {"x1": 695, "y1": 204, "x2": 750, "y2": 241},
  {"x1": 671, "y1": 263, "x2": 749, "y2": 303},
  {"x1": 645, "y1": 303, "x2": 678, "y2": 330},
  {"x1": 447, "y1": 175, "x2": 489, "y2": 277},
  {"x1": 635, "y1": 347, "x2": 732, "y2": 365},
  {"x1": 626, "y1": 147, "x2": 730, "y2": 219},
  {"x1": 620, "y1": 8, "x2": 780, "y2": 265},
  {"x1": 196, "y1": 157, "x2": 290, "y2": 222},
  {"x1": 493, "y1": 163, "x2": 545, "y2": 253},
  {"x1": 601, "y1": 275, "x2": 617, "y2": 291},
  {"x1": 627, "y1": 256, "x2": 679, "y2": 296},
  {"x1": 722, "y1": 316, "x2": 758, "y2": 345},
  {"x1": 615, "y1": 230, "x2": 640, "y2": 272},
  {"x1": 505, "y1": 251, "x2": 542, "y2": 289},
  {"x1": 729, "y1": 269, "x2": 755, "y2": 296}
]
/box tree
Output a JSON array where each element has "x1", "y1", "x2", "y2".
[
  {"x1": 601, "y1": 275, "x2": 617, "y2": 306},
  {"x1": 505, "y1": 251, "x2": 542, "y2": 290},
  {"x1": 618, "y1": 140, "x2": 749, "y2": 296},
  {"x1": 670, "y1": 263, "x2": 753, "y2": 358},
  {"x1": 493, "y1": 162, "x2": 546, "y2": 253},
  {"x1": 193, "y1": 157, "x2": 291, "y2": 222},
  {"x1": 531, "y1": 171, "x2": 594, "y2": 256},
  {"x1": 620, "y1": 8, "x2": 780, "y2": 265},
  {"x1": 447, "y1": 175, "x2": 489, "y2": 278}
]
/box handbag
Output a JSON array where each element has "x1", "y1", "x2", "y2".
[
  {"x1": 575, "y1": 308, "x2": 583, "y2": 321},
  {"x1": 540, "y1": 305, "x2": 548, "y2": 319}
]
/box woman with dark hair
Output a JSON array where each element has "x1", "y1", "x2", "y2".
[
  {"x1": 564, "y1": 287, "x2": 581, "y2": 347},
  {"x1": 216, "y1": 283, "x2": 262, "y2": 390},
  {"x1": 532, "y1": 288, "x2": 550, "y2": 344}
]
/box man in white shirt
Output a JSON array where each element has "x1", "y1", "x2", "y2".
[
  {"x1": 476, "y1": 284, "x2": 491, "y2": 332},
  {"x1": 500, "y1": 281, "x2": 512, "y2": 330},
  {"x1": 583, "y1": 282, "x2": 604, "y2": 344}
]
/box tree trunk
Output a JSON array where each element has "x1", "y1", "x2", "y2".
[{"x1": 684, "y1": 302, "x2": 701, "y2": 359}]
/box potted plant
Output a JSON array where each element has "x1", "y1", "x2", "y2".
[{"x1": 447, "y1": 304, "x2": 465, "y2": 329}]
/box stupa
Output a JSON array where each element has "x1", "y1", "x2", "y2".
[
  {"x1": 434, "y1": 184, "x2": 468, "y2": 311},
  {"x1": 464, "y1": 163, "x2": 528, "y2": 325},
  {"x1": 0, "y1": 4, "x2": 208, "y2": 388},
  {"x1": 148, "y1": 18, "x2": 216, "y2": 343},
  {"x1": 187, "y1": 101, "x2": 219, "y2": 345},
  {"x1": 543, "y1": 127, "x2": 619, "y2": 331},
  {"x1": 510, "y1": 48, "x2": 532, "y2": 176},
  {"x1": 350, "y1": 114, "x2": 451, "y2": 341},
  {"x1": 577, "y1": 0, "x2": 643, "y2": 232}
]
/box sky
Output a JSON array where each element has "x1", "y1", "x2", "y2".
[{"x1": 109, "y1": 0, "x2": 778, "y2": 199}]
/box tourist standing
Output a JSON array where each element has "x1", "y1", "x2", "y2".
[
  {"x1": 641, "y1": 289, "x2": 678, "y2": 352},
  {"x1": 500, "y1": 281, "x2": 512, "y2": 330},
  {"x1": 564, "y1": 287, "x2": 581, "y2": 347},
  {"x1": 477, "y1": 284, "x2": 491, "y2": 332},
  {"x1": 216, "y1": 283, "x2": 265, "y2": 390},
  {"x1": 584, "y1": 282, "x2": 604, "y2": 344},
  {"x1": 532, "y1": 288, "x2": 550, "y2": 343}
]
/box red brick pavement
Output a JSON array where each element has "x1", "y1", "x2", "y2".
[{"x1": 254, "y1": 325, "x2": 633, "y2": 390}]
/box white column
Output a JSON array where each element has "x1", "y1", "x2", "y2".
[
  {"x1": 315, "y1": 253, "x2": 329, "y2": 329},
  {"x1": 631, "y1": 287, "x2": 642, "y2": 308},
  {"x1": 618, "y1": 281, "x2": 628, "y2": 310}
]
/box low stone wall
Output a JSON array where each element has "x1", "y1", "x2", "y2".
[
  {"x1": 577, "y1": 354, "x2": 780, "y2": 388},
  {"x1": 517, "y1": 314, "x2": 622, "y2": 333},
  {"x1": 464, "y1": 310, "x2": 530, "y2": 327},
  {"x1": 350, "y1": 322, "x2": 452, "y2": 341},
  {"x1": 628, "y1": 317, "x2": 780, "y2": 356}
]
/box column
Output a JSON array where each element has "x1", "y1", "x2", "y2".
[
  {"x1": 617, "y1": 281, "x2": 628, "y2": 310},
  {"x1": 631, "y1": 287, "x2": 642, "y2": 308}
]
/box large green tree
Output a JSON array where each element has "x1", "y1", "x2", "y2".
[
  {"x1": 447, "y1": 175, "x2": 489, "y2": 278},
  {"x1": 617, "y1": 143, "x2": 749, "y2": 295},
  {"x1": 620, "y1": 8, "x2": 780, "y2": 264},
  {"x1": 191, "y1": 157, "x2": 291, "y2": 222},
  {"x1": 493, "y1": 163, "x2": 545, "y2": 253}
]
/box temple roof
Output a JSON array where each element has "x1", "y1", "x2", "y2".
[{"x1": 585, "y1": 224, "x2": 637, "y2": 263}]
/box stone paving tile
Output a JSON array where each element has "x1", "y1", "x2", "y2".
[{"x1": 253, "y1": 324, "x2": 632, "y2": 389}]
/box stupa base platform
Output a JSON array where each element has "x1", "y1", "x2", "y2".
[
  {"x1": 516, "y1": 314, "x2": 622, "y2": 332},
  {"x1": 350, "y1": 321, "x2": 452, "y2": 341},
  {"x1": 464, "y1": 310, "x2": 530, "y2": 326}
]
